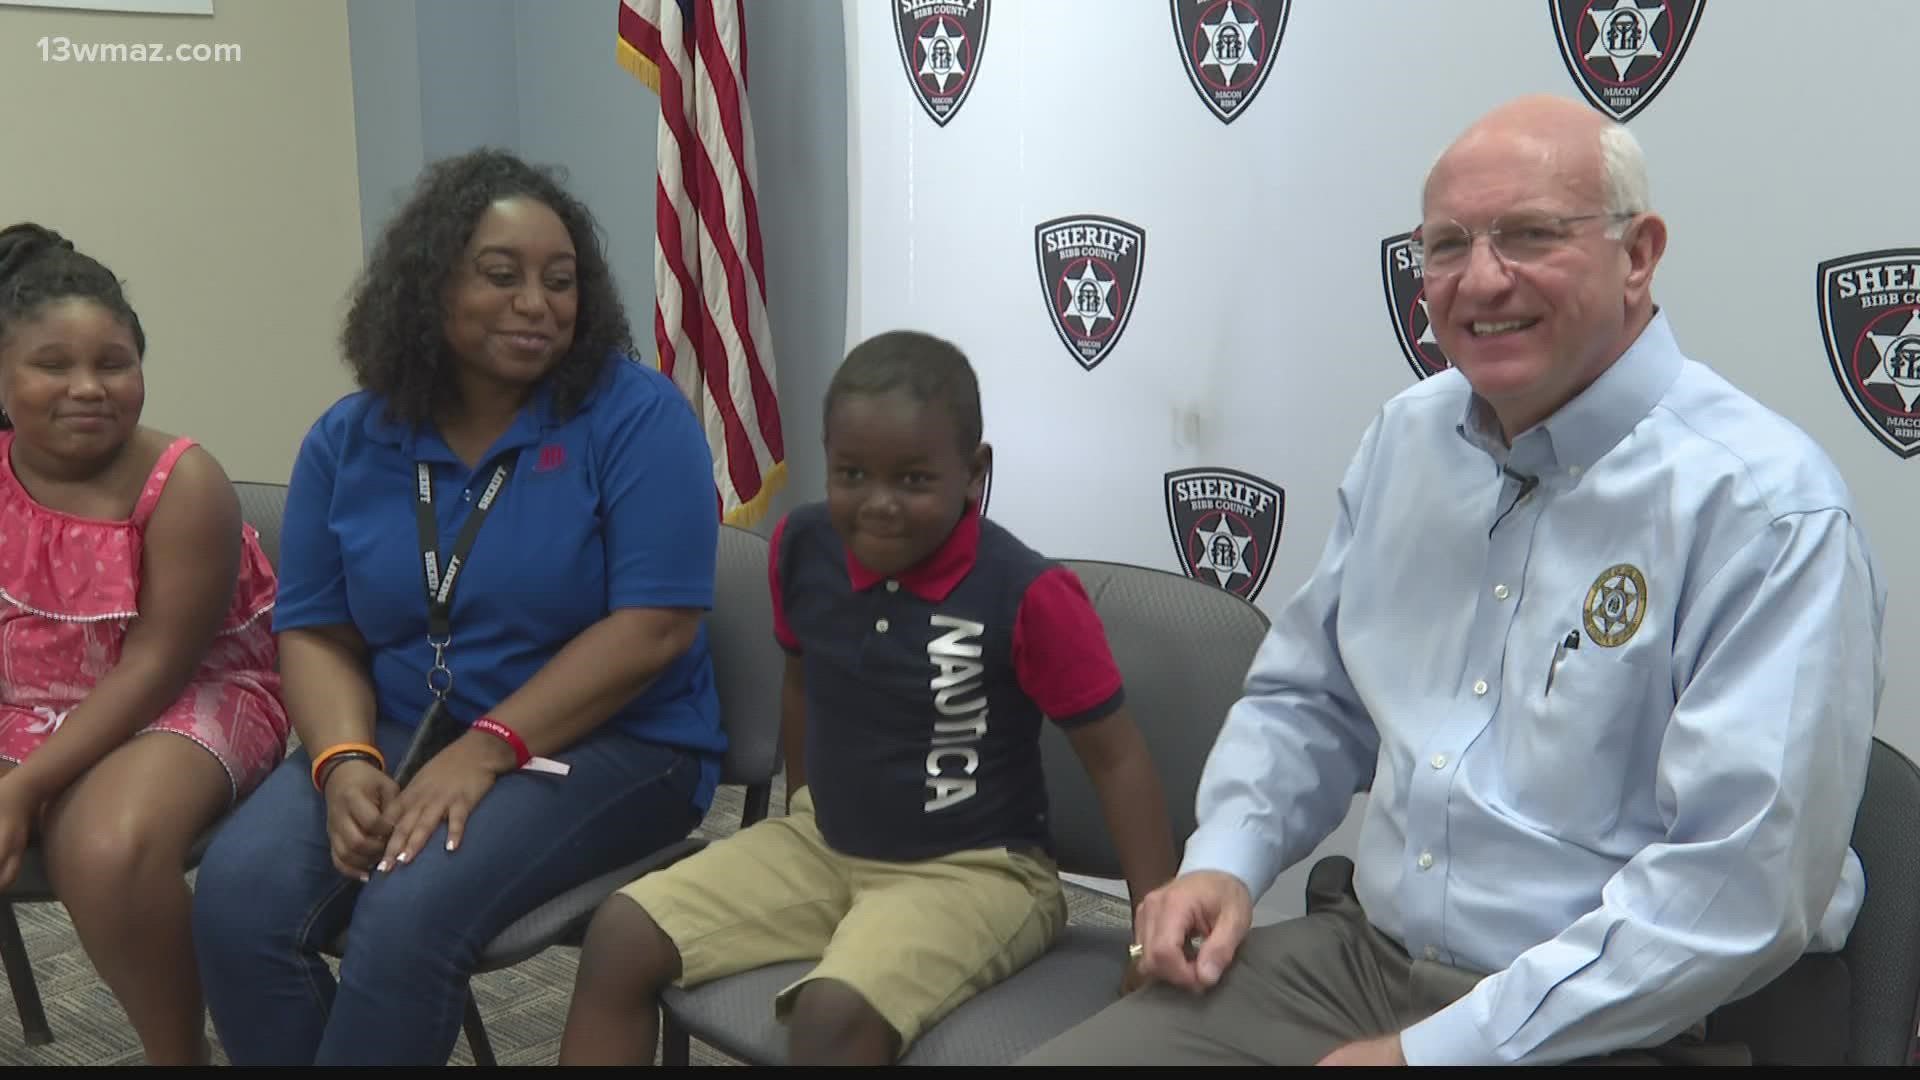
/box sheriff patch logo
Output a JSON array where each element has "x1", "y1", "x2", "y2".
[
  {"x1": 1171, "y1": 0, "x2": 1291, "y2": 124},
  {"x1": 1819, "y1": 248, "x2": 1920, "y2": 459},
  {"x1": 1035, "y1": 214, "x2": 1148, "y2": 372},
  {"x1": 1584, "y1": 563, "x2": 1648, "y2": 647},
  {"x1": 1382, "y1": 231, "x2": 1450, "y2": 379},
  {"x1": 894, "y1": 0, "x2": 990, "y2": 127},
  {"x1": 1550, "y1": 0, "x2": 1704, "y2": 123},
  {"x1": 1164, "y1": 467, "x2": 1284, "y2": 602}
]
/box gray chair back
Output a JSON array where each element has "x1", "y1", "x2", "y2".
[
  {"x1": 1704, "y1": 736, "x2": 1920, "y2": 1065},
  {"x1": 233, "y1": 480, "x2": 287, "y2": 572},
  {"x1": 1842, "y1": 738, "x2": 1920, "y2": 1062},
  {"x1": 1037, "y1": 559, "x2": 1271, "y2": 880},
  {"x1": 708, "y1": 524, "x2": 783, "y2": 789}
]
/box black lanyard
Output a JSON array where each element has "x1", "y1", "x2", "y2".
[{"x1": 415, "y1": 451, "x2": 519, "y2": 697}]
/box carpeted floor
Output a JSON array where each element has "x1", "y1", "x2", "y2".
[{"x1": 0, "y1": 777, "x2": 1132, "y2": 1066}]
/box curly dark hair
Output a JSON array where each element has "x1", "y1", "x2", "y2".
[
  {"x1": 341, "y1": 148, "x2": 634, "y2": 425},
  {"x1": 0, "y1": 223, "x2": 146, "y2": 430},
  {"x1": 826, "y1": 330, "x2": 982, "y2": 452}
]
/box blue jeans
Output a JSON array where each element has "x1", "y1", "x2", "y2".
[{"x1": 191, "y1": 718, "x2": 707, "y2": 1065}]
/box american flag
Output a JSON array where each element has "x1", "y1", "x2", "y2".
[{"x1": 618, "y1": 0, "x2": 786, "y2": 527}]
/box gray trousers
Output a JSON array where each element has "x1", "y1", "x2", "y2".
[{"x1": 1019, "y1": 860, "x2": 1750, "y2": 1066}]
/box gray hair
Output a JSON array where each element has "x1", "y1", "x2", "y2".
[
  {"x1": 1421, "y1": 118, "x2": 1653, "y2": 231},
  {"x1": 1598, "y1": 122, "x2": 1651, "y2": 233}
]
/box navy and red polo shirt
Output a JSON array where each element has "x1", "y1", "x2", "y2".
[{"x1": 770, "y1": 500, "x2": 1125, "y2": 862}]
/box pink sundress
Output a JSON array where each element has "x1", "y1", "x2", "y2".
[{"x1": 0, "y1": 432, "x2": 290, "y2": 802}]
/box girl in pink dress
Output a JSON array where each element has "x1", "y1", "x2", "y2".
[{"x1": 0, "y1": 223, "x2": 289, "y2": 1064}]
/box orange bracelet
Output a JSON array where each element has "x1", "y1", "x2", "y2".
[{"x1": 310, "y1": 741, "x2": 387, "y2": 792}]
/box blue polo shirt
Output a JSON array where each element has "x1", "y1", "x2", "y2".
[{"x1": 275, "y1": 355, "x2": 726, "y2": 810}]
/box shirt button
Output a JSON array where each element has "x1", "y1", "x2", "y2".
[
  {"x1": 875, "y1": 618, "x2": 890, "y2": 633},
  {"x1": 1473, "y1": 679, "x2": 1488, "y2": 696},
  {"x1": 1418, "y1": 852, "x2": 1434, "y2": 870},
  {"x1": 1493, "y1": 584, "x2": 1509, "y2": 600},
  {"x1": 1424, "y1": 946, "x2": 1440, "y2": 961},
  {"x1": 1430, "y1": 753, "x2": 1447, "y2": 769},
  {"x1": 885, "y1": 580, "x2": 900, "y2": 593},
  {"x1": 1569, "y1": 465, "x2": 1583, "y2": 478}
]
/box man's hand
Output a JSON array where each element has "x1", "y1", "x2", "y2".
[
  {"x1": 1318, "y1": 1033, "x2": 1406, "y2": 1066},
  {"x1": 1130, "y1": 869, "x2": 1254, "y2": 992},
  {"x1": 1119, "y1": 952, "x2": 1150, "y2": 996}
]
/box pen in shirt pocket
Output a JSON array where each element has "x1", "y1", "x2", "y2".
[{"x1": 1544, "y1": 629, "x2": 1580, "y2": 696}]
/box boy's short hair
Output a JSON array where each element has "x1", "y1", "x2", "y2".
[{"x1": 824, "y1": 330, "x2": 982, "y2": 453}]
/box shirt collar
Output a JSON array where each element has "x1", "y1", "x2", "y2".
[
  {"x1": 845, "y1": 500, "x2": 982, "y2": 602},
  {"x1": 362, "y1": 378, "x2": 564, "y2": 464},
  {"x1": 1456, "y1": 308, "x2": 1684, "y2": 475}
]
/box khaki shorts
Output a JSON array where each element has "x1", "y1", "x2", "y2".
[{"x1": 615, "y1": 786, "x2": 1067, "y2": 1052}]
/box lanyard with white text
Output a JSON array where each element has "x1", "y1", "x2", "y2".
[{"x1": 415, "y1": 451, "x2": 519, "y2": 702}]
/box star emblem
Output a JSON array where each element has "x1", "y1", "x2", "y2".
[
  {"x1": 1200, "y1": 3, "x2": 1260, "y2": 85},
  {"x1": 917, "y1": 17, "x2": 966, "y2": 93},
  {"x1": 1058, "y1": 261, "x2": 1116, "y2": 335},
  {"x1": 1416, "y1": 296, "x2": 1440, "y2": 353},
  {"x1": 1193, "y1": 515, "x2": 1252, "y2": 588},
  {"x1": 1863, "y1": 310, "x2": 1920, "y2": 411},
  {"x1": 1585, "y1": 0, "x2": 1665, "y2": 80}
]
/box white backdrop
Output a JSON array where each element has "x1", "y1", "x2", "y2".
[{"x1": 844, "y1": 0, "x2": 1920, "y2": 918}]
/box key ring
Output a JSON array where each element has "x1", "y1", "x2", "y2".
[{"x1": 426, "y1": 635, "x2": 454, "y2": 699}]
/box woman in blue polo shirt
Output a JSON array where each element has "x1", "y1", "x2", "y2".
[{"x1": 190, "y1": 149, "x2": 726, "y2": 1065}]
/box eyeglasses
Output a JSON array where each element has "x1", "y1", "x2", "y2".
[{"x1": 1411, "y1": 211, "x2": 1637, "y2": 276}]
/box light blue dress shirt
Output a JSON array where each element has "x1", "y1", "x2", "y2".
[{"x1": 1182, "y1": 311, "x2": 1888, "y2": 1065}]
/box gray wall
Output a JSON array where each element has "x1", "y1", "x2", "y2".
[
  {"x1": 345, "y1": 0, "x2": 846, "y2": 529},
  {"x1": 740, "y1": 0, "x2": 847, "y2": 524}
]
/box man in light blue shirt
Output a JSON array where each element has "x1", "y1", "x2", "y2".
[{"x1": 1022, "y1": 93, "x2": 1886, "y2": 1066}]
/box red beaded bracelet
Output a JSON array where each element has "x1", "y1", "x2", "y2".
[{"x1": 472, "y1": 716, "x2": 531, "y2": 769}]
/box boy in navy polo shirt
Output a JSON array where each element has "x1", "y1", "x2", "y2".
[{"x1": 559, "y1": 330, "x2": 1179, "y2": 1064}]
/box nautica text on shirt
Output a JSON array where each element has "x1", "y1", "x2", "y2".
[{"x1": 926, "y1": 614, "x2": 987, "y2": 812}]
